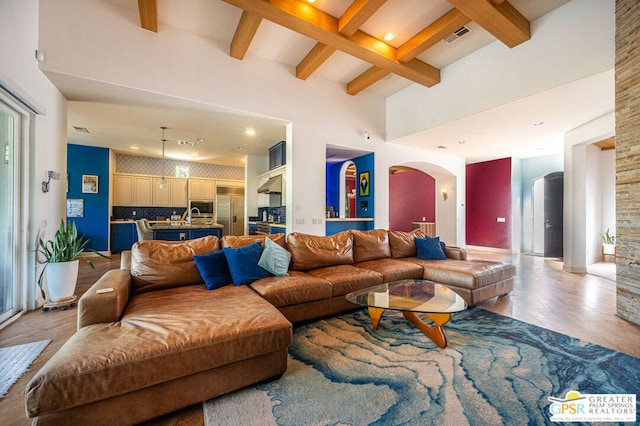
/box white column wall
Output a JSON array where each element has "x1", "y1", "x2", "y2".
[
  {"x1": 563, "y1": 113, "x2": 615, "y2": 273},
  {"x1": 0, "y1": 0, "x2": 68, "y2": 308}
]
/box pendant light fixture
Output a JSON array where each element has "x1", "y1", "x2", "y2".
[{"x1": 159, "y1": 126, "x2": 168, "y2": 189}]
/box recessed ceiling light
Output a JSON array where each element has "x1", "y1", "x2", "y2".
[
  {"x1": 458, "y1": 140, "x2": 466, "y2": 144},
  {"x1": 130, "y1": 145, "x2": 139, "y2": 150},
  {"x1": 196, "y1": 137, "x2": 204, "y2": 142},
  {"x1": 384, "y1": 33, "x2": 395, "y2": 41},
  {"x1": 236, "y1": 146, "x2": 245, "y2": 150},
  {"x1": 245, "y1": 129, "x2": 256, "y2": 136},
  {"x1": 437, "y1": 145, "x2": 447, "y2": 149},
  {"x1": 533, "y1": 121, "x2": 544, "y2": 127}
]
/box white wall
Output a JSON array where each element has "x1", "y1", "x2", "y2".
[
  {"x1": 386, "y1": 0, "x2": 614, "y2": 140},
  {"x1": 37, "y1": 0, "x2": 466, "y2": 239},
  {"x1": 0, "y1": 0, "x2": 68, "y2": 307},
  {"x1": 564, "y1": 113, "x2": 615, "y2": 272}
]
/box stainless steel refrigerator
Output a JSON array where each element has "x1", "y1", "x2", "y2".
[{"x1": 216, "y1": 186, "x2": 245, "y2": 236}]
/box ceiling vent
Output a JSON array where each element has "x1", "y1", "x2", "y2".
[
  {"x1": 72, "y1": 126, "x2": 90, "y2": 133},
  {"x1": 178, "y1": 140, "x2": 196, "y2": 147},
  {"x1": 443, "y1": 26, "x2": 471, "y2": 44}
]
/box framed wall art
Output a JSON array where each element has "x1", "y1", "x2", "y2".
[
  {"x1": 359, "y1": 171, "x2": 370, "y2": 197},
  {"x1": 82, "y1": 174, "x2": 98, "y2": 194},
  {"x1": 66, "y1": 198, "x2": 84, "y2": 217}
]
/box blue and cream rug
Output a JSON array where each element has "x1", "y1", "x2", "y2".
[{"x1": 204, "y1": 309, "x2": 639, "y2": 425}]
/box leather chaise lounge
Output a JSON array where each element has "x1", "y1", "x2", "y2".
[{"x1": 25, "y1": 229, "x2": 515, "y2": 425}]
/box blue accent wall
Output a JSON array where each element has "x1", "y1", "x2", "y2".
[
  {"x1": 325, "y1": 153, "x2": 375, "y2": 218},
  {"x1": 67, "y1": 144, "x2": 110, "y2": 251}
]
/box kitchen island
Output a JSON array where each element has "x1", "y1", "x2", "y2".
[{"x1": 151, "y1": 222, "x2": 224, "y2": 241}]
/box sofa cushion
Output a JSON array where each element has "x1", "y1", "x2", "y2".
[
  {"x1": 250, "y1": 271, "x2": 333, "y2": 307},
  {"x1": 130, "y1": 236, "x2": 220, "y2": 294},
  {"x1": 193, "y1": 250, "x2": 232, "y2": 290},
  {"x1": 388, "y1": 229, "x2": 426, "y2": 258},
  {"x1": 287, "y1": 231, "x2": 354, "y2": 271},
  {"x1": 416, "y1": 236, "x2": 447, "y2": 260},
  {"x1": 307, "y1": 264, "x2": 383, "y2": 296},
  {"x1": 258, "y1": 237, "x2": 291, "y2": 276},
  {"x1": 221, "y1": 234, "x2": 286, "y2": 249},
  {"x1": 25, "y1": 285, "x2": 292, "y2": 417},
  {"x1": 355, "y1": 258, "x2": 423, "y2": 283},
  {"x1": 224, "y1": 242, "x2": 272, "y2": 286},
  {"x1": 351, "y1": 229, "x2": 391, "y2": 263},
  {"x1": 404, "y1": 258, "x2": 516, "y2": 290}
]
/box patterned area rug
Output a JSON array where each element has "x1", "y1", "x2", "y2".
[
  {"x1": 0, "y1": 340, "x2": 50, "y2": 398},
  {"x1": 204, "y1": 309, "x2": 638, "y2": 425}
]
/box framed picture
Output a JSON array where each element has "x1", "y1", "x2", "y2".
[
  {"x1": 82, "y1": 175, "x2": 98, "y2": 194},
  {"x1": 359, "y1": 171, "x2": 370, "y2": 197},
  {"x1": 67, "y1": 198, "x2": 84, "y2": 217}
]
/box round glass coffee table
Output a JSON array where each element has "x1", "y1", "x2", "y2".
[{"x1": 345, "y1": 279, "x2": 467, "y2": 348}]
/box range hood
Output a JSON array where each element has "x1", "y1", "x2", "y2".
[{"x1": 257, "y1": 175, "x2": 282, "y2": 194}]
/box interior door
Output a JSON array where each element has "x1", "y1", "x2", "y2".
[{"x1": 544, "y1": 172, "x2": 564, "y2": 258}]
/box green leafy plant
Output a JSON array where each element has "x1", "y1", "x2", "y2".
[
  {"x1": 600, "y1": 228, "x2": 616, "y2": 245},
  {"x1": 37, "y1": 220, "x2": 109, "y2": 299}
]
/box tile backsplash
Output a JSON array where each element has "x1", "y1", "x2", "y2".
[
  {"x1": 113, "y1": 206, "x2": 187, "y2": 221},
  {"x1": 257, "y1": 206, "x2": 286, "y2": 223}
]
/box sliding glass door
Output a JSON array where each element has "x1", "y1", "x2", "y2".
[{"x1": 0, "y1": 101, "x2": 19, "y2": 323}]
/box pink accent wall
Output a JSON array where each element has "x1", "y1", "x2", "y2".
[
  {"x1": 389, "y1": 170, "x2": 435, "y2": 232},
  {"x1": 466, "y1": 157, "x2": 512, "y2": 249}
]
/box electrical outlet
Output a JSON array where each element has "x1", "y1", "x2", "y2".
[{"x1": 132, "y1": 211, "x2": 137, "y2": 216}]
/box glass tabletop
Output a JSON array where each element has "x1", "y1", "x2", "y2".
[{"x1": 345, "y1": 279, "x2": 467, "y2": 314}]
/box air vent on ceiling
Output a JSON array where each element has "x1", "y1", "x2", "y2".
[
  {"x1": 72, "y1": 126, "x2": 90, "y2": 133},
  {"x1": 178, "y1": 140, "x2": 196, "y2": 147},
  {"x1": 443, "y1": 26, "x2": 471, "y2": 44}
]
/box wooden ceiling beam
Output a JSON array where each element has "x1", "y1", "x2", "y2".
[
  {"x1": 223, "y1": 0, "x2": 440, "y2": 88},
  {"x1": 230, "y1": 11, "x2": 263, "y2": 60},
  {"x1": 137, "y1": 0, "x2": 158, "y2": 32},
  {"x1": 296, "y1": 0, "x2": 387, "y2": 81},
  {"x1": 446, "y1": 0, "x2": 530, "y2": 48},
  {"x1": 347, "y1": 8, "x2": 471, "y2": 95}
]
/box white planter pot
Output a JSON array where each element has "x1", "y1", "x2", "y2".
[
  {"x1": 46, "y1": 260, "x2": 79, "y2": 302},
  {"x1": 602, "y1": 244, "x2": 616, "y2": 255}
]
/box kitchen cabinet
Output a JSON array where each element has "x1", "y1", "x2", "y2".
[
  {"x1": 110, "y1": 223, "x2": 139, "y2": 253},
  {"x1": 114, "y1": 174, "x2": 187, "y2": 207},
  {"x1": 189, "y1": 178, "x2": 215, "y2": 200},
  {"x1": 153, "y1": 178, "x2": 188, "y2": 207},
  {"x1": 257, "y1": 166, "x2": 286, "y2": 207},
  {"x1": 133, "y1": 176, "x2": 153, "y2": 206},
  {"x1": 269, "y1": 141, "x2": 286, "y2": 170},
  {"x1": 153, "y1": 228, "x2": 222, "y2": 241}
]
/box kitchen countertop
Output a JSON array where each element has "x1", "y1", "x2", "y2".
[{"x1": 152, "y1": 222, "x2": 223, "y2": 230}]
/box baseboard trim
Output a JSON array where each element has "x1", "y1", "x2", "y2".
[
  {"x1": 466, "y1": 245, "x2": 514, "y2": 254},
  {"x1": 563, "y1": 265, "x2": 587, "y2": 274}
]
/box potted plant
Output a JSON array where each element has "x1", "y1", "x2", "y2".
[
  {"x1": 600, "y1": 228, "x2": 616, "y2": 256},
  {"x1": 37, "y1": 220, "x2": 109, "y2": 302}
]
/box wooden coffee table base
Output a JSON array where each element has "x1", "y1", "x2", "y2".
[{"x1": 367, "y1": 307, "x2": 451, "y2": 348}]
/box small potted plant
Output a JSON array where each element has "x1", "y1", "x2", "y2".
[
  {"x1": 600, "y1": 228, "x2": 616, "y2": 256},
  {"x1": 37, "y1": 220, "x2": 109, "y2": 302}
]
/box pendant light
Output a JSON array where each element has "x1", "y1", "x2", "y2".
[{"x1": 159, "y1": 126, "x2": 168, "y2": 189}]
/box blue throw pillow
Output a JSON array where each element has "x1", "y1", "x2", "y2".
[
  {"x1": 193, "y1": 250, "x2": 232, "y2": 290},
  {"x1": 258, "y1": 237, "x2": 291, "y2": 276},
  {"x1": 223, "y1": 241, "x2": 272, "y2": 286},
  {"x1": 416, "y1": 236, "x2": 447, "y2": 260}
]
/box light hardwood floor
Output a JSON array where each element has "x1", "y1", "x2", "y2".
[{"x1": 1, "y1": 252, "x2": 638, "y2": 425}]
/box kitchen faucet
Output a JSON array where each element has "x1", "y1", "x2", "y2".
[{"x1": 189, "y1": 207, "x2": 201, "y2": 222}]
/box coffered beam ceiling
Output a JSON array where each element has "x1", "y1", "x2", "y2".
[
  {"x1": 137, "y1": 0, "x2": 158, "y2": 32},
  {"x1": 221, "y1": 0, "x2": 440, "y2": 89},
  {"x1": 137, "y1": 0, "x2": 531, "y2": 95}
]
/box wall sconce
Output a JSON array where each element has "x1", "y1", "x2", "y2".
[
  {"x1": 42, "y1": 170, "x2": 60, "y2": 193},
  {"x1": 441, "y1": 188, "x2": 448, "y2": 201}
]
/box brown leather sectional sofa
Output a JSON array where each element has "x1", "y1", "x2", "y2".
[{"x1": 25, "y1": 229, "x2": 515, "y2": 425}]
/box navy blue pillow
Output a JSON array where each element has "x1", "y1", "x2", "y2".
[
  {"x1": 193, "y1": 250, "x2": 232, "y2": 290},
  {"x1": 416, "y1": 236, "x2": 447, "y2": 260},
  {"x1": 223, "y1": 241, "x2": 272, "y2": 286}
]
